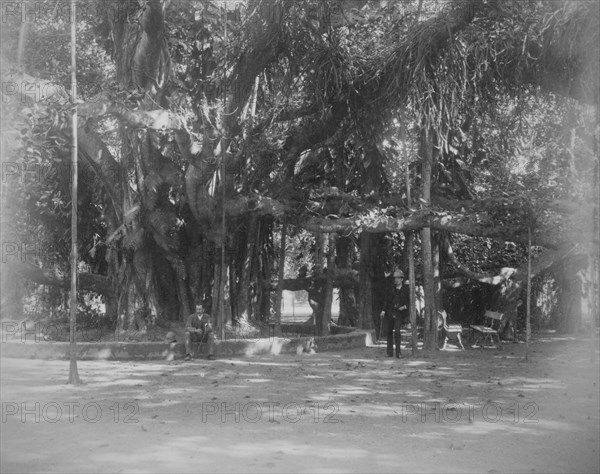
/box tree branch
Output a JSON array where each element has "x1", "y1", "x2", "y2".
[
  {"x1": 77, "y1": 124, "x2": 124, "y2": 222},
  {"x1": 303, "y1": 210, "x2": 559, "y2": 248},
  {"x1": 441, "y1": 233, "x2": 514, "y2": 285}
]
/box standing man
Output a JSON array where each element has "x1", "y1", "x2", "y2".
[
  {"x1": 184, "y1": 304, "x2": 216, "y2": 361},
  {"x1": 380, "y1": 269, "x2": 410, "y2": 358}
]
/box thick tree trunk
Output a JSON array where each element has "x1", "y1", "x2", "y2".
[
  {"x1": 336, "y1": 236, "x2": 358, "y2": 326},
  {"x1": 175, "y1": 275, "x2": 192, "y2": 323},
  {"x1": 273, "y1": 221, "x2": 287, "y2": 337},
  {"x1": 357, "y1": 232, "x2": 374, "y2": 330},
  {"x1": 213, "y1": 254, "x2": 232, "y2": 333},
  {"x1": 199, "y1": 240, "x2": 215, "y2": 309},
  {"x1": 212, "y1": 256, "x2": 221, "y2": 328},
  {"x1": 222, "y1": 268, "x2": 234, "y2": 328},
  {"x1": 257, "y1": 218, "x2": 274, "y2": 322},
  {"x1": 105, "y1": 293, "x2": 118, "y2": 323},
  {"x1": 310, "y1": 232, "x2": 326, "y2": 326},
  {"x1": 332, "y1": 143, "x2": 357, "y2": 328},
  {"x1": 0, "y1": 274, "x2": 24, "y2": 320},
  {"x1": 555, "y1": 262, "x2": 584, "y2": 334},
  {"x1": 117, "y1": 283, "x2": 148, "y2": 332},
  {"x1": 237, "y1": 214, "x2": 259, "y2": 321},
  {"x1": 109, "y1": 0, "x2": 169, "y2": 94},
  {"x1": 421, "y1": 228, "x2": 436, "y2": 350}
]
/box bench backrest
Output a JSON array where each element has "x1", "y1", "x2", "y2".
[
  {"x1": 483, "y1": 311, "x2": 504, "y2": 328},
  {"x1": 437, "y1": 310, "x2": 452, "y2": 330}
]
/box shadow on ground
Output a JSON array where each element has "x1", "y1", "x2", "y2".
[{"x1": 1, "y1": 334, "x2": 598, "y2": 473}]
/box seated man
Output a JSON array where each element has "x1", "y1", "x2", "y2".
[{"x1": 184, "y1": 304, "x2": 216, "y2": 361}]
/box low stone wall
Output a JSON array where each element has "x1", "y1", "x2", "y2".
[{"x1": 0, "y1": 330, "x2": 375, "y2": 361}]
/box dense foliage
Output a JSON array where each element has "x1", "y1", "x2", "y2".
[{"x1": 1, "y1": 0, "x2": 597, "y2": 340}]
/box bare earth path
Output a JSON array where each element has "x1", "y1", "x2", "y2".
[{"x1": 1, "y1": 334, "x2": 599, "y2": 473}]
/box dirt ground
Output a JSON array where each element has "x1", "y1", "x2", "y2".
[{"x1": 1, "y1": 333, "x2": 599, "y2": 474}]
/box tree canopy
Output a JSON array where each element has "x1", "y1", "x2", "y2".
[{"x1": 1, "y1": 0, "x2": 598, "y2": 341}]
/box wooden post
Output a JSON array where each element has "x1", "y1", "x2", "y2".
[{"x1": 68, "y1": 0, "x2": 82, "y2": 384}]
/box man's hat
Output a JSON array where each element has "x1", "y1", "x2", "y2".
[{"x1": 393, "y1": 269, "x2": 404, "y2": 278}]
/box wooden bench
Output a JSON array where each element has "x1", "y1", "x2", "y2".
[
  {"x1": 399, "y1": 326, "x2": 423, "y2": 343},
  {"x1": 470, "y1": 311, "x2": 504, "y2": 347},
  {"x1": 438, "y1": 310, "x2": 465, "y2": 350}
]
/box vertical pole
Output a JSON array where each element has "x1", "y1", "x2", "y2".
[
  {"x1": 68, "y1": 0, "x2": 81, "y2": 384},
  {"x1": 219, "y1": 147, "x2": 226, "y2": 340},
  {"x1": 218, "y1": 1, "x2": 228, "y2": 340},
  {"x1": 406, "y1": 165, "x2": 418, "y2": 354},
  {"x1": 591, "y1": 109, "x2": 599, "y2": 363},
  {"x1": 525, "y1": 224, "x2": 532, "y2": 362}
]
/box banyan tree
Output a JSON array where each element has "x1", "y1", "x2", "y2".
[{"x1": 1, "y1": 0, "x2": 598, "y2": 348}]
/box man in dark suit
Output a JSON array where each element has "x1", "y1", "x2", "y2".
[
  {"x1": 380, "y1": 270, "x2": 410, "y2": 358},
  {"x1": 184, "y1": 304, "x2": 216, "y2": 361}
]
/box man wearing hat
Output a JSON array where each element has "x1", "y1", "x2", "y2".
[
  {"x1": 184, "y1": 304, "x2": 216, "y2": 361},
  {"x1": 380, "y1": 269, "x2": 410, "y2": 357}
]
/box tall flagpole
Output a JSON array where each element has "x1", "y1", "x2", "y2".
[
  {"x1": 525, "y1": 224, "x2": 532, "y2": 362},
  {"x1": 218, "y1": 1, "x2": 228, "y2": 340},
  {"x1": 68, "y1": 0, "x2": 82, "y2": 384}
]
